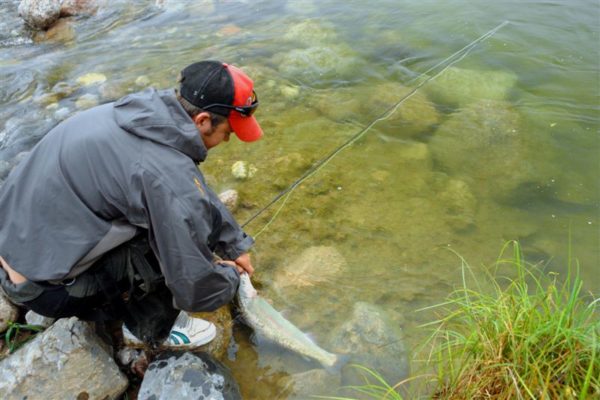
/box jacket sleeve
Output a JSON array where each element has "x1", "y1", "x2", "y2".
[
  {"x1": 139, "y1": 169, "x2": 240, "y2": 312},
  {"x1": 206, "y1": 186, "x2": 255, "y2": 261}
]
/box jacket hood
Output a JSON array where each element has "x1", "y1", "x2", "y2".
[{"x1": 113, "y1": 88, "x2": 207, "y2": 162}]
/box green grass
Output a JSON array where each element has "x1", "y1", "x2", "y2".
[
  {"x1": 1, "y1": 321, "x2": 44, "y2": 353},
  {"x1": 318, "y1": 241, "x2": 599, "y2": 399}
]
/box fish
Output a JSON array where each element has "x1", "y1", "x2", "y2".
[{"x1": 236, "y1": 273, "x2": 348, "y2": 372}]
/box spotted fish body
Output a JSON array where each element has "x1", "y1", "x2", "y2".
[{"x1": 236, "y1": 273, "x2": 345, "y2": 371}]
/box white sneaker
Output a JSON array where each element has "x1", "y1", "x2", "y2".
[{"x1": 122, "y1": 311, "x2": 216, "y2": 348}]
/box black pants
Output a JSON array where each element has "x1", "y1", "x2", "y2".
[{"x1": 21, "y1": 238, "x2": 179, "y2": 345}]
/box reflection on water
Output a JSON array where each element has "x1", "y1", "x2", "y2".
[{"x1": 1, "y1": 0, "x2": 598, "y2": 397}]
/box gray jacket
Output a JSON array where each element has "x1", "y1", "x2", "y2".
[{"x1": 0, "y1": 88, "x2": 253, "y2": 311}]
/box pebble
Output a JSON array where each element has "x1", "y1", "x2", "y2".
[
  {"x1": 54, "y1": 107, "x2": 71, "y2": 120},
  {"x1": 75, "y1": 93, "x2": 99, "y2": 109},
  {"x1": 76, "y1": 72, "x2": 107, "y2": 86},
  {"x1": 218, "y1": 189, "x2": 239, "y2": 211},
  {"x1": 135, "y1": 75, "x2": 150, "y2": 87}
]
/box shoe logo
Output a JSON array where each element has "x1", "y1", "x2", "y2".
[{"x1": 170, "y1": 331, "x2": 191, "y2": 345}]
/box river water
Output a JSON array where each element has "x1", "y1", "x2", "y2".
[{"x1": 1, "y1": 0, "x2": 598, "y2": 398}]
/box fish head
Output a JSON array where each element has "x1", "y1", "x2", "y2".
[{"x1": 238, "y1": 273, "x2": 258, "y2": 299}]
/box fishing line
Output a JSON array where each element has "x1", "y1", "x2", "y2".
[{"x1": 243, "y1": 21, "x2": 510, "y2": 233}]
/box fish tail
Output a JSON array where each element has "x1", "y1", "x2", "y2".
[{"x1": 325, "y1": 353, "x2": 351, "y2": 374}]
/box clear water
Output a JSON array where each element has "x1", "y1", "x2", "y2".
[{"x1": 1, "y1": 0, "x2": 598, "y2": 398}]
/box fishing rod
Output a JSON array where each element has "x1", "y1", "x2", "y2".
[{"x1": 241, "y1": 21, "x2": 510, "y2": 233}]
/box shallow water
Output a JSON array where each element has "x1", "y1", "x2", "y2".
[{"x1": 1, "y1": 0, "x2": 598, "y2": 397}]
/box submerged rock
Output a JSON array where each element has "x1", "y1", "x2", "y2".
[
  {"x1": 231, "y1": 160, "x2": 256, "y2": 180},
  {"x1": 429, "y1": 100, "x2": 532, "y2": 197},
  {"x1": 280, "y1": 368, "x2": 341, "y2": 399},
  {"x1": 425, "y1": 66, "x2": 518, "y2": 108},
  {"x1": 275, "y1": 44, "x2": 362, "y2": 87},
  {"x1": 0, "y1": 317, "x2": 128, "y2": 399},
  {"x1": 440, "y1": 178, "x2": 477, "y2": 232},
  {"x1": 283, "y1": 19, "x2": 338, "y2": 46},
  {"x1": 76, "y1": 72, "x2": 107, "y2": 86},
  {"x1": 366, "y1": 82, "x2": 440, "y2": 137},
  {"x1": 139, "y1": 351, "x2": 241, "y2": 400},
  {"x1": 75, "y1": 93, "x2": 99, "y2": 109},
  {"x1": 218, "y1": 189, "x2": 239, "y2": 212},
  {"x1": 273, "y1": 246, "x2": 346, "y2": 292},
  {"x1": 329, "y1": 302, "x2": 409, "y2": 387}
]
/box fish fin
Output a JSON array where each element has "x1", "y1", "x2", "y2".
[{"x1": 325, "y1": 353, "x2": 351, "y2": 374}]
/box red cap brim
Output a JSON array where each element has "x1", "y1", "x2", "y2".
[
  {"x1": 224, "y1": 63, "x2": 263, "y2": 142},
  {"x1": 228, "y1": 112, "x2": 263, "y2": 142}
]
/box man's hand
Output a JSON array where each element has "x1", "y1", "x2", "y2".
[{"x1": 219, "y1": 253, "x2": 254, "y2": 276}]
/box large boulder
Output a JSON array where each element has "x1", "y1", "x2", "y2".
[
  {"x1": 138, "y1": 351, "x2": 242, "y2": 400},
  {"x1": 328, "y1": 302, "x2": 409, "y2": 388},
  {"x1": 0, "y1": 317, "x2": 128, "y2": 400}
]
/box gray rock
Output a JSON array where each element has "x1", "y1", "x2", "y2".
[
  {"x1": 0, "y1": 291, "x2": 19, "y2": 332},
  {"x1": 139, "y1": 351, "x2": 241, "y2": 400},
  {"x1": 329, "y1": 302, "x2": 409, "y2": 387},
  {"x1": 25, "y1": 310, "x2": 55, "y2": 328},
  {"x1": 18, "y1": 0, "x2": 62, "y2": 30},
  {"x1": 0, "y1": 317, "x2": 128, "y2": 400}
]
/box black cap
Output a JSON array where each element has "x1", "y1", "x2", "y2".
[{"x1": 179, "y1": 60, "x2": 234, "y2": 117}]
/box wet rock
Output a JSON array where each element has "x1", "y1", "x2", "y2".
[
  {"x1": 280, "y1": 368, "x2": 341, "y2": 399},
  {"x1": 273, "y1": 246, "x2": 346, "y2": 292},
  {"x1": 0, "y1": 161, "x2": 11, "y2": 180},
  {"x1": 329, "y1": 302, "x2": 409, "y2": 387},
  {"x1": 0, "y1": 317, "x2": 128, "y2": 399},
  {"x1": 429, "y1": 100, "x2": 532, "y2": 197},
  {"x1": 60, "y1": 0, "x2": 99, "y2": 17},
  {"x1": 25, "y1": 310, "x2": 55, "y2": 328},
  {"x1": 33, "y1": 16, "x2": 76, "y2": 43},
  {"x1": 231, "y1": 160, "x2": 256, "y2": 180},
  {"x1": 218, "y1": 189, "x2": 239, "y2": 212},
  {"x1": 75, "y1": 93, "x2": 99, "y2": 109},
  {"x1": 135, "y1": 75, "x2": 150, "y2": 87},
  {"x1": 18, "y1": 0, "x2": 62, "y2": 30},
  {"x1": 425, "y1": 66, "x2": 518, "y2": 108},
  {"x1": 283, "y1": 19, "x2": 338, "y2": 46},
  {"x1": 33, "y1": 92, "x2": 60, "y2": 106},
  {"x1": 275, "y1": 44, "x2": 362, "y2": 87},
  {"x1": 366, "y1": 82, "x2": 439, "y2": 138},
  {"x1": 54, "y1": 106, "x2": 71, "y2": 120},
  {"x1": 0, "y1": 292, "x2": 19, "y2": 333},
  {"x1": 139, "y1": 351, "x2": 242, "y2": 400},
  {"x1": 51, "y1": 81, "x2": 74, "y2": 97},
  {"x1": 76, "y1": 72, "x2": 107, "y2": 86},
  {"x1": 440, "y1": 178, "x2": 477, "y2": 232},
  {"x1": 189, "y1": 305, "x2": 234, "y2": 361}
]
